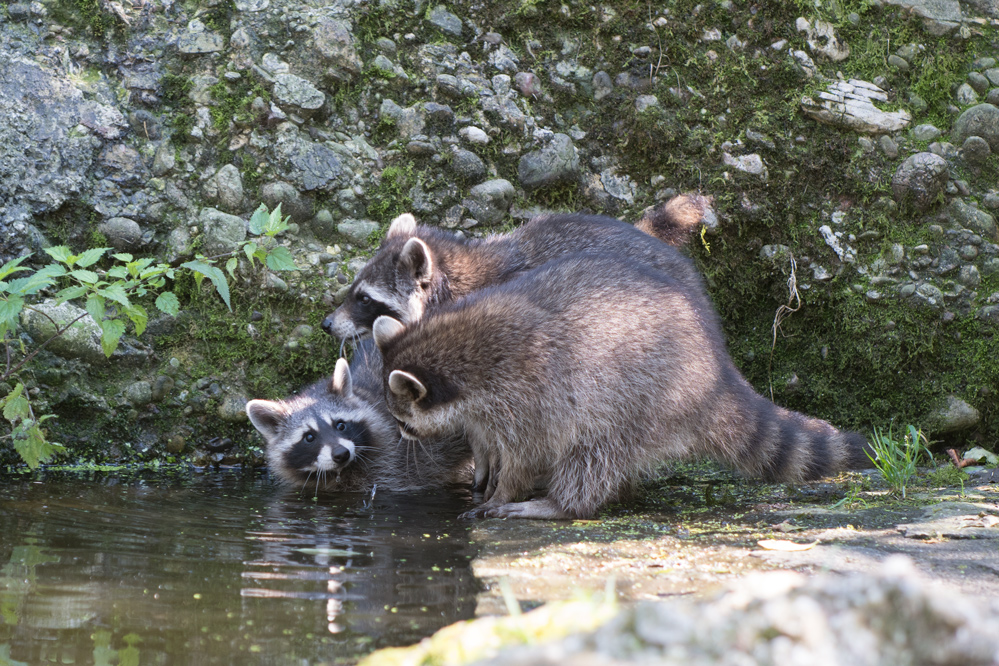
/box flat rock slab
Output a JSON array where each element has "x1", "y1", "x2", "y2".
[
  {"x1": 802, "y1": 79, "x2": 911, "y2": 133},
  {"x1": 470, "y1": 475, "x2": 999, "y2": 615},
  {"x1": 897, "y1": 500, "x2": 999, "y2": 539}
]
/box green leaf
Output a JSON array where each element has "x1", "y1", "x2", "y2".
[
  {"x1": 99, "y1": 318, "x2": 126, "y2": 357},
  {"x1": 76, "y1": 247, "x2": 110, "y2": 268},
  {"x1": 69, "y1": 269, "x2": 100, "y2": 284},
  {"x1": 55, "y1": 285, "x2": 89, "y2": 303},
  {"x1": 113, "y1": 253, "x2": 134, "y2": 262},
  {"x1": 107, "y1": 266, "x2": 129, "y2": 279},
  {"x1": 5, "y1": 274, "x2": 54, "y2": 297},
  {"x1": 181, "y1": 260, "x2": 231, "y2": 311},
  {"x1": 249, "y1": 203, "x2": 270, "y2": 235},
  {"x1": 124, "y1": 304, "x2": 148, "y2": 337},
  {"x1": 265, "y1": 203, "x2": 290, "y2": 236},
  {"x1": 0, "y1": 295, "x2": 24, "y2": 328},
  {"x1": 243, "y1": 241, "x2": 258, "y2": 267},
  {"x1": 0, "y1": 254, "x2": 31, "y2": 282},
  {"x1": 2, "y1": 383, "x2": 29, "y2": 422},
  {"x1": 155, "y1": 291, "x2": 180, "y2": 316},
  {"x1": 265, "y1": 246, "x2": 297, "y2": 272},
  {"x1": 99, "y1": 283, "x2": 130, "y2": 308},
  {"x1": 44, "y1": 246, "x2": 75, "y2": 265},
  {"x1": 225, "y1": 256, "x2": 238, "y2": 279},
  {"x1": 12, "y1": 421, "x2": 65, "y2": 470},
  {"x1": 86, "y1": 293, "x2": 106, "y2": 324}
]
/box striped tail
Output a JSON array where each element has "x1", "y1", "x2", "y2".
[
  {"x1": 636, "y1": 193, "x2": 716, "y2": 248},
  {"x1": 733, "y1": 401, "x2": 871, "y2": 482}
]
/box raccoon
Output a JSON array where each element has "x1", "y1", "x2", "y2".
[
  {"x1": 321, "y1": 193, "x2": 714, "y2": 341},
  {"x1": 245, "y1": 339, "x2": 473, "y2": 493},
  {"x1": 372, "y1": 253, "x2": 870, "y2": 520}
]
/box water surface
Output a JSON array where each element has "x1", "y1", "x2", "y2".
[{"x1": 0, "y1": 469, "x2": 479, "y2": 665}]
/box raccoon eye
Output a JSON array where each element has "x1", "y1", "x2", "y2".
[
  {"x1": 359, "y1": 294, "x2": 372, "y2": 305},
  {"x1": 305, "y1": 432, "x2": 316, "y2": 443},
  {"x1": 335, "y1": 420, "x2": 346, "y2": 431}
]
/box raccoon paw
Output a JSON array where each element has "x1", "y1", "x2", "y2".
[
  {"x1": 485, "y1": 499, "x2": 571, "y2": 520},
  {"x1": 458, "y1": 506, "x2": 493, "y2": 520}
]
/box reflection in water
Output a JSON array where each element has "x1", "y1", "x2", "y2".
[{"x1": 0, "y1": 470, "x2": 480, "y2": 664}]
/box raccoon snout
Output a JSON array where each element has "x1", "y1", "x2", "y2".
[
  {"x1": 332, "y1": 444, "x2": 352, "y2": 465},
  {"x1": 321, "y1": 313, "x2": 336, "y2": 336}
]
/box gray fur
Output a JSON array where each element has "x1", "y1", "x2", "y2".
[
  {"x1": 246, "y1": 339, "x2": 473, "y2": 493},
  {"x1": 322, "y1": 194, "x2": 714, "y2": 340},
  {"x1": 374, "y1": 254, "x2": 870, "y2": 520}
]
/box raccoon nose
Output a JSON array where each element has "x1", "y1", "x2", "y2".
[
  {"x1": 321, "y1": 313, "x2": 336, "y2": 336},
  {"x1": 332, "y1": 445, "x2": 351, "y2": 465}
]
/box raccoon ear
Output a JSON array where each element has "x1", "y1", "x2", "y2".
[
  {"x1": 387, "y1": 213, "x2": 417, "y2": 238},
  {"x1": 388, "y1": 369, "x2": 427, "y2": 402},
  {"x1": 372, "y1": 316, "x2": 406, "y2": 349},
  {"x1": 246, "y1": 400, "x2": 288, "y2": 442},
  {"x1": 399, "y1": 237, "x2": 434, "y2": 284},
  {"x1": 331, "y1": 358, "x2": 352, "y2": 397}
]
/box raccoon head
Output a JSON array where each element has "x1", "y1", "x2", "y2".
[
  {"x1": 323, "y1": 214, "x2": 437, "y2": 340},
  {"x1": 373, "y1": 316, "x2": 460, "y2": 441},
  {"x1": 246, "y1": 359, "x2": 373, "y2": 486}
]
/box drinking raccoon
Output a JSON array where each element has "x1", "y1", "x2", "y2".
[
  {"x1": 321, "y1": 193, "x2": 714, "y2": 341},
  {"x1": 372, "y1": 253, "x2": 870, "y2": 520},
  {"x1": 245, "y1": 339, "x2": 473, "y2": 493}
]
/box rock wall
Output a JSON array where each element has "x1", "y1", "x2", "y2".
[{"x1": 0, "y1": 0, "x2": 997, "y2": 465}]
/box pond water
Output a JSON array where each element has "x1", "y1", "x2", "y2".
[{"x1": 0, "y1": 469, "x2": 480, "y2": 665}]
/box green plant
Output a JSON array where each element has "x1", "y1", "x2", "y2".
[
  {"x1": 0, "y1": 204, "x2": 296, "y2": 469},
  {"x1": 866, "y1": 424, "x2": 933, "y2": 499}
]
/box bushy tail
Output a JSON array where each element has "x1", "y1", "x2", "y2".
[
  {"x1": 728, "y1": 401, "x2": 871, "y2": 482},
  {"x1": 636, "y1": 193, "x2": 716, "y2": 247}
]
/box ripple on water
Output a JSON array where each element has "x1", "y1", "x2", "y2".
[{"x1": 0, "y1": 469, "x2": 480, "y2": 664}]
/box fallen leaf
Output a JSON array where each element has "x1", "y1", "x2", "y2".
[
  {"x1": 771, "y1": 520, "x2": 805, "y2": 533},
  {"x1": 757, "y1": 539, "x2": 819, "y2": 551}
]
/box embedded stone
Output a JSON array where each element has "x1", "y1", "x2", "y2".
[
  {"x1": 517, "y1": 134, "x2": 580, "y2": 191},
  {"x1": 802, "y1": 79, "x2": 911, "y2": 133},
  {"x1": 891, "y1": 152, "x2": 949, "y2": 211},
  {"x1": 951, "y1": 103, "x2": 999, "y2": 152},
  {"x1": 273, "y1": 73, "x2": 325, "y2": 111}
]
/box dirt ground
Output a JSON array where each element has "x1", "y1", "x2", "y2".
[{"x1": 469, "y1": 466, "x2": 999, "y2": 615}]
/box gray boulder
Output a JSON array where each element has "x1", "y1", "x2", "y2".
[
  {"x1": 947, "y1": 200, "x2": 998, "y2": 240},
  {"x1": 951, "y1": 103, "x2": 999, "y2": 152},
  {"x1": 0, "y1": 51, "x2": 101, "y2": 262},
  {"x1": 518, "y1": 133, "x2": 580, "y2": 191},
  {"x1": 449, "y1": 148, "x2": 486, "y2": 183},
  {"x1": 272, "y1": 129, "x2": 346, "y2": 192},
  {"x1": 20, "y1": 300, "x2": 106, "y2": 364},
  {"x1": 309, "y1": 17, "x2": 362, "y2": 81},
  {"x1": 273, "y1": 73, "x2": 325, "y2": 112},
  {"x1": 464, "y1": 179, "x2": 515, "y2": 225},
  {"x1": 199, "y1": 208, "x2": 246, "y2": 254},
  {"x1": 891, "y1": 152, "x2": 949, "y2": 211},
  {"x1": 204, "y1": 164, "x2": 245, "y2": 213},
  {"x1": 98, "y1": 217, "x2": 143, "y2": 250},
  {"x1": 261, "y1": 181, "x2": 311, "y2": 222},
  {"x1": 925, "y1": 395, "x2": 981, "y2": 433},
  {"x1": 427, "y1": 5, "x2": 463, "y2": 37},
  {"x1": 337, "y1": 219, "x2": 379, "y2": 244}
]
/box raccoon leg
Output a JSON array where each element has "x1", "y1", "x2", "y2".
[
  {"x1": 459, "y1": 454, "x2": 536, "y2": 519},
  {"x1": 484, "y1": 498, "x2": 573, "y2": 520},
  {"x1": 472, "y1": 446, "x2": 502, "y2": 494}
]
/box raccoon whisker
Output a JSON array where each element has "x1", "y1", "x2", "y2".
[{"x1": 300, "y1": 469, "x2": 316, "y2": 495}]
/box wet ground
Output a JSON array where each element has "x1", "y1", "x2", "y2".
[
  {"x1": 469, "y1": 464, "x2": 999, "y2": 615},
  {"x1": 1, "y1": 464, "x2": 997, "y2": 665}
]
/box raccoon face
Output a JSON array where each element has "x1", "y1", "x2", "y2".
[
  {"x1": 246, "y1": 359, "x2": 374, "y2": 486},
  {"x1": 324, "y1": 215, "x2": 436, "y2": 340}
]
